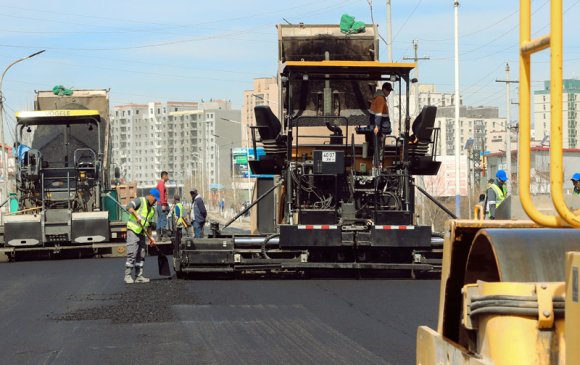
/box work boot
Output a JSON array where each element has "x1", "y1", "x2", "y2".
[
  {"x1": 134, "y1": 267, "x2": 150, "y2": 283},
  {"x1": 124, "y1": 267, "x2": 134, "y2": 284}
]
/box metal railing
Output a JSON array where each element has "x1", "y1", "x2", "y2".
[{"x1": 519, "y1": 0, "x2": 580, "y2": 227}]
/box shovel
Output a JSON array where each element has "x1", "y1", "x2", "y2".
[{"x1": 105, "y1": 193, "x2": 171, "y2": 277}]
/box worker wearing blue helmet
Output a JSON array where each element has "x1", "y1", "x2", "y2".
[
  {"x1": 485, "y1": 170, "x2": 509, "y2": 219},
  {"x1": 572, "y1": 173, "x2": 580, "y2": 195},
  {"x1": 123, "y1": 188, "x2": 159, "y2": 284}
]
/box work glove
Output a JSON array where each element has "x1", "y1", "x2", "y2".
[{"x1": 136, "y1": 215, "x2": 146, "y2": 226}]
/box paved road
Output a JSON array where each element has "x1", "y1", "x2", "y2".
[{"x1": 0, "y1": 258, "x2": 439, "y2": 365}]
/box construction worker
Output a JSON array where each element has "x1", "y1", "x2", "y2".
[
  {"x1": 486, "y1": 170, "x2": 508, "y2": 220},
  {"x1": 173, "y1": 193, "x2": 188, "y2": 243},
  {"x1": 368, "y1": 82, "x2": 392, "y2": 168},
  {"x1": 190, "y1": 189, "x2": 207, "y2": 238},
  {"x1": 572, "y1": 173, "x2": 580, "y2": 195},
  {"x1": 369, "y1": 82, "x2": 392, "y2": 136},
  {"x1": 124, "y1": 188, "x2": 159, "y2": 284},
  {"x1": 156, "y1": 171, "x2": 169, "y2": 239}
]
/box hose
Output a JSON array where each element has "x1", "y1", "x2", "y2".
[
  {"x1": 261, "y1": 233, "x2": 280, "y2": 260},
  {"x1": 469, "y1": 295, "x2": 565, "y2": 319}
]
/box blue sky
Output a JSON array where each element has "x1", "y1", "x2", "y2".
[{"x1": 1, "y1": 0, "x2": 579, "y2": 130}]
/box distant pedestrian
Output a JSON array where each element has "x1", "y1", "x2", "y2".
[
  {"x1": 156, "y1": 171, "x2": 169, "y2": 238},
  {"x1": 190, "y1": 189, "x2": 207, "y2": 238},
  {"x1": 220, "y1": 198, "x2": 225, "y2": 214},
  {"x1": 124, "y1": 188, "x2": 158, "y2": 284}
]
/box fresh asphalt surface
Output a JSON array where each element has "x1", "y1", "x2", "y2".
[{"x1": 0, "y1": 257, "x2": 439, "y2": 365}]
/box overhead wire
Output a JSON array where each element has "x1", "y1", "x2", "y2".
[
  {"x1": 0, "y1": 1, "x2": 339, "y2": 34},
  {"x1": 392, "y1": 0, "x2": 423, "y2": 42},
  {"x1": 0, "y1": 0, "x2": 358, "y2": 52}
]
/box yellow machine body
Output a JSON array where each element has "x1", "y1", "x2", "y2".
[{"x1": 417, "y1": 0, "x2": 580, "y2": 363}]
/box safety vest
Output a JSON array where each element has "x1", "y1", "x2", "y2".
[
  {"x1": 485, "y1": 183, "x2": 507, "y2": 219},
  {"x1": 127, "y1": 197, "x2": 155, "y2": 235},
  {"x1": 174, "y1": 202, "x2": 187, "y2": 227},
  {"x1": 491, "y1": 184, "x2": 506, "y2": 206}
]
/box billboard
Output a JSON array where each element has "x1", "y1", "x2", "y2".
[{"x1": 231, "y1": 147, "x2": 273, "y2": 178}]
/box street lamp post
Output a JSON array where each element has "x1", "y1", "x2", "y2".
[
  {"x1": 191, "y1": 152, "x2": 205, "y2": 199},
  {"x1": 0, "y1": 50, "x2": 45, "y2": 203},
  {"x1": 453, "y1": 1, "x2": 461, "y2": 218}
]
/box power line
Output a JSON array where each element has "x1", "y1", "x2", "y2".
[
  {"x1": 392, "y1": 0, "x2": 423, "y2": 42},
  {"x1": 0, "y1": 1, "x2": 339, "y2": 34},
  {"x1": 0, "y1": 1, "x2": 356, "y2": 51}
]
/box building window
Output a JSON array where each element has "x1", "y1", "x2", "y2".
[
  {"x1": 136, "y1": 110, "x2": 139, "y2": 115},
  {"x1": 116, "y1": 111, "x2": 119, "y2": 117}
]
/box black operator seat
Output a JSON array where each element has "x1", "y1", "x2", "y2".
[
  {"x1": 409, "y1": 106, "x2": 437, "y2": 156},
  {"x1": 254, "y1": 105, "x2": 287, "y2": 155}
]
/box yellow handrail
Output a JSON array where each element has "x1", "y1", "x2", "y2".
[
  {"x1": 519, "y1": 0, "x2": 578, "y2": 227},
  {"x1": 548, "y1": 0, "x2": 580, "y2": 227}
]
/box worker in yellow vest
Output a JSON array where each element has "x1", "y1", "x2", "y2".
[
  {"x1": 571, "y1": 173, "x2": 580, "y2": 195},
  {"x1": 124, "y1": 189, "x2": 159, "y2": 284},
  {"x1": 172, "y1": 193, "x2": 189, "y2": 243},
  {"x1": 485, "y1": 170, "x2": 508, "y2": 220}
]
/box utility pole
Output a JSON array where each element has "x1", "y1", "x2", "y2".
[
  {"x1": 453, "y1": 0, "x2": 461, "y2": 218},
  {"x1": 403, "y1": 39, "x2": 429, "y2": 224},
  {"x1": 511, "y1": 98, "x2": 520, "y2": 195},
  {"x1": 403, "y1": 40, "x2": 430, "y2": 116},
  {"x1": 386, "y1": 0, "x2": 393, "y2": 62},
  {"x1": 496, "y1": 62, "x2": 519, "y2": 196}
]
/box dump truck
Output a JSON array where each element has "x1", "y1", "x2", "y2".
[
  {"x1": 172, "y1": 23, "x2": 449, "y2": 277},
  {"x1": 416, "y1": 1, "x2": 580, "y2": 363},
  {"x1": 0, "y1": 89, "x2": 128, "y2": 259}
]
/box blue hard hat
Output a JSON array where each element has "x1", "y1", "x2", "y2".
[
  {"x1": 496, "y1": 169, "x2": 508, "y2": 182},
  {"x1": 149, "y1": 188, "x2": 160, "y2": 201},
  {"x1": 572, "y1": 173, "x2": 580, "y2": 181}
]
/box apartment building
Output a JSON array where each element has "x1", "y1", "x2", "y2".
[
  {"x1": 110, "y1": 101, "x2": 241, "y2": 194},
  {"x1": 435, "y1": 106, "x2": 508, "y2": 157},
  {"x1": 534, "y1": 79, "x2": 580, "y2": 148}
]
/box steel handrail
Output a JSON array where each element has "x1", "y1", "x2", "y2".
[{"x1": 519, "y1": 0, "x2": 578, "y2": 227}]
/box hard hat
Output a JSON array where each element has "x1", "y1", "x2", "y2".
[
  {"x1": 149, "y1": 188, "x2": 160, "y2": 201},
  {"x1": 382, "y1": 82, "x2": 393, "y2": 91},
  {"x1": 572, "y1": 172, "x2": 580, "y2": 181},
  {"x1": 496, "y1": 169, "x2": 508, "y2": 182}
]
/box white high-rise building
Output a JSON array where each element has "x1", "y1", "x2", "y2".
[
  {"x1": 534, "y1": 79, "x2": 580, "y2": 149},
  {"x1": 434, "y1": 106, "x2": 507, "y2": 157},
  {"x1": 110, "y1": 101, "x2": 241, "y2": 196}
]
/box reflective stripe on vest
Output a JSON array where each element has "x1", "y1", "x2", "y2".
[
  {"x1": 175, "y1": 202, "x2": 186, "y2": 227},
  {"x1": 490, "y1": 184, "x2": 506, "y2": 207},
  {"x1": 127, "y1": 197, "x2": 154, "y2": 235}
]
